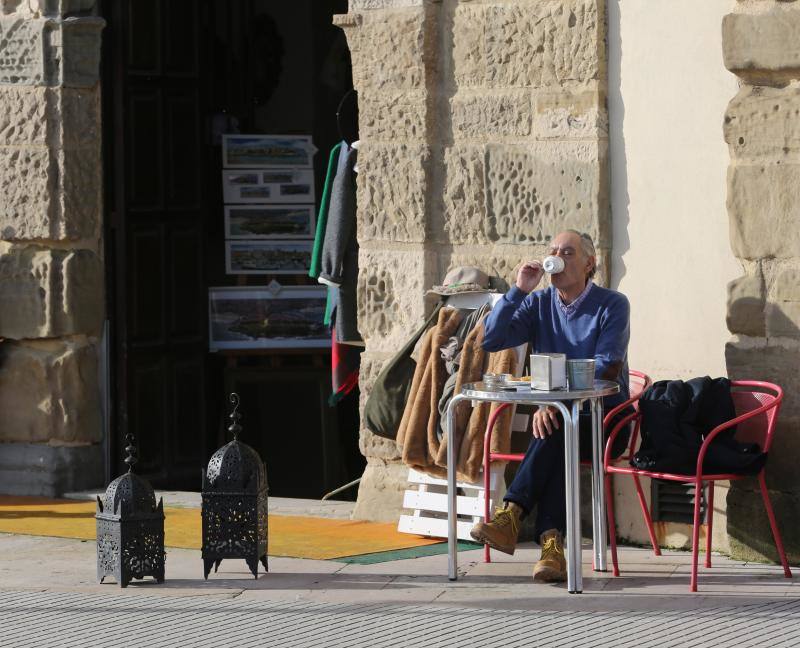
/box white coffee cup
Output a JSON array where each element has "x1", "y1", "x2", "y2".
[{"x1": 542, "y1": 255, "x2": 565, "y2": 274}]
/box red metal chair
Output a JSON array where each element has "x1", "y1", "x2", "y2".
[
  {"x1": 481, "y1": 370, "x2": 653, "y2": 564},
  {"x1": 604, "y1": 380, "x2": 792, "y2": 591}
]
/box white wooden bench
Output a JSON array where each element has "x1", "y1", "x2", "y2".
[{"x1": 398, "y1": 466, "x2": 506, "y2": 541}]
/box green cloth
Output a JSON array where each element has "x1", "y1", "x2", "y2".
[
  {"x1": 309, "y1": 142, "x2": 343, "y2": 279},
  {"x1": 324, "y1": 289, "x2": 335, "y2": 328},
  {"x1": 311, "y1": 142, "x2": 344, "y2": 328},
  {"x1": 331, "y1": 541, "x2": 482, "y2": 565}
]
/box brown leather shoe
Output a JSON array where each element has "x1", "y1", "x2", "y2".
[
  {"x1": 470, "y1": 502, "x2": 522, "y2": 555},
  {"x1": 533, "y1": 529, "x2": 567, "y2": 583}
]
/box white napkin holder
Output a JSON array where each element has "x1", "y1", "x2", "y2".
[{"x1": 530, "y1": 353, "x2": 567, "y2": 391}]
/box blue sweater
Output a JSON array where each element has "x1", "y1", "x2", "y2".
[{"x1": 483, "y1": 284, "x2": 631, "y2": 409}]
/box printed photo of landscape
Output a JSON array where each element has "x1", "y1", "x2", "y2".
[
  {"x1": 226, "y1": 172, "x2": 259, "y2": 185},
  {"x1": 227, "y1": 241, "x2": 312, "y2": 274},
  {"x1": 240, "y1": 186, "x2": 272, "y2": 199},
  {"x1": 209, "y1": 288, "x2": 328, "y2": 349},
  {"x1": 262, "y1": 172, "x2": 294, "y2": 184},
  {"x1": 225, "y1": 206, "x2": 314, "y2": 238},
  {"x1": 223, "y1": 135, "x2": 312, "y2": 167},
  {"x1": 280, "y1": 184, "x2": 311, "y2": 196}
]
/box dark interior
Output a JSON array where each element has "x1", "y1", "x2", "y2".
[{"x1": 100, "y1": 0, "x2": 363, "y2": 498}]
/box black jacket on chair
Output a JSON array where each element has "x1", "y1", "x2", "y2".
[{"x1": 632, "y1": 376, "x2": 767, "y2": 476}]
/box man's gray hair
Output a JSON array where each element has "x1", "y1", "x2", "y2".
[{"x1": 564, "y1": 229, "x2": 597, "y2": 278}]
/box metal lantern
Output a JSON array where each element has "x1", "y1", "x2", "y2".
[
  {"x1": 201, "y1": 393, "x2": 269, "y2": 579},
  {"x1": 96, "y1": 434, "x2": 165, "y2": 587}
]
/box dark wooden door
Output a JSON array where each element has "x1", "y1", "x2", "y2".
[{"x1": 105, "y1": 0, "x2": 209, "y2": 486}]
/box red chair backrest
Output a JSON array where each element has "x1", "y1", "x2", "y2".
[
  {"x1": 729, "y1": 381, "x2": 782, "y2": 453},
  {"x1": 624, "y1": 370, "x2": 652, "y2": 458},
  {"x1": 629, "y1": 370, "x2": 652, "y2": 406}
]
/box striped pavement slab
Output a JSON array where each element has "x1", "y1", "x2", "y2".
[{"x1": 1, "y1": 589, "x2": 799, "y2": 648}]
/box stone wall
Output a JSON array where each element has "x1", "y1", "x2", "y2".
[
  {"x1": 0, "y1": 0, "x2": 104, "y2": 495},
  {"x1": 723, "y1": 0, "x2": 800, "y2": 562},
  {"x1": 336, "y1": 0, "x2": 609, "y2": 521}
]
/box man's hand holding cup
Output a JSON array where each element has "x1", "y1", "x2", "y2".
[{"x1": 516, "y1": 261, "x2": 544, "y2": 293}]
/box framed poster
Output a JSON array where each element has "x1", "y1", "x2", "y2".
[
  {"x1": 221, "y1": 168, "x2": 316, "y2": 204},
  {"x1": 225, "y1": 205, "x2": 315, "y2": 239},
  {"x1": 222, "y1": 134, "x2": 316, "y2": 168},
  {"x1": 208, "y1": 285, "x2": 328, "y2": 350},
  {"x1": 225, "y1": 240, "x2": 313, "y2": 275}
]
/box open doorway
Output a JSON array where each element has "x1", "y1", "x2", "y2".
[{"x1": 101, "y1": 0, "x2": 362, "y2": 498}]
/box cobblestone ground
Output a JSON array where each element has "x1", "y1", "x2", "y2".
[
  {"x1": 1, "y1": 532, "x2": 798, "y2": 647},
  {"x1": 1, "y1": 588, "x2": 800, "y2": 648}
]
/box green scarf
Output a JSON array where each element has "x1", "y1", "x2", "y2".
[{"x1": 309, "y1": 142, "x2": 343, "y2": 279}]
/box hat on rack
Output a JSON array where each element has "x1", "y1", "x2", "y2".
[{"x1": 426, "y1": 266, "x2": 496, "y2": 296}]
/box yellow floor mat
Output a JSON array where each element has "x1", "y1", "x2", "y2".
[{"x1": 0, "y1": 496, "x2": 441, "y2": 560}]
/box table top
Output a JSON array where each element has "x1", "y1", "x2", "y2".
[{"x1": 460, "y1": 380, "x2": 620, "y2": 403}]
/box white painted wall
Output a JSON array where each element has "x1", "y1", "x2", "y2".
[{"x1": 608, "y1": 0, "x2": 741, "y2": 380}]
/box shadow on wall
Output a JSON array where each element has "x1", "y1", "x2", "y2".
[
  {"x1": 725, "y1": 295, "x2": 800, "y2": 565},
  {"x1": 431, "y1": 1, "x2": 458, "y2": 283},
  {"x1": 607, "y1": 0, "x2": 629, "y2": 290}
]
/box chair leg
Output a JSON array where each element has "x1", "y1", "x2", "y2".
[
  {"x1": 690, "y1": 479, "x2": 703, "y2": 593},
  {"x1": 482, "y1": 411, "x2": 495, "y2": 565},
  {"x1": 705, "y1": 482, "x2": 714, "y2": 569},
  {"x1": 483, "y1": 458, "x2": 491, "y2": 564},
  {"x1": 633, "y1": 474, "x2": 661, "y2": 556},
  {"x1": 758, "y1": 473, "x2": 792, "y2": 579},
  {"x1": 605, "y1": 474, "x2": 620, "y2": 577}
]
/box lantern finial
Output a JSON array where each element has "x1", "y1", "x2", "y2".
[
  {"x1": 124, "y1": 433, "x2": 138, "y2": 473},
  {"x1": 228, "y1": 392, "x2": 242, "y2": 441}
]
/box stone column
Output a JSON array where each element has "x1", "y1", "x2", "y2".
[
  {"x1": 337, "y1": 0, "x2": 608, "y2": 521},
  {"x1": 723, "y1": 1, "x2": 800, "y2": 562},
  {"x1": 0, "y1": 1, "x2": 104, "y2": 495},
  {"x1": 334, "y1": 2, "x2": 440, "y2": 520}
]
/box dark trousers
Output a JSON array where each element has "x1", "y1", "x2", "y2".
[{"x1": 504, "y1": 409, "x2": 630, "y2": 539}]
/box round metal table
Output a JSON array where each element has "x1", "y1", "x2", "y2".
[{"x1": 445, "y1": 380, "x2": 620, "y2": 593}]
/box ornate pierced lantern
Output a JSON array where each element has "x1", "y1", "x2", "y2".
[
  {"x1": 96, "y1": 434, "x2": 165, "y2": 587},
  {"x1": 202, "y1": 393, "x2": 269, "y2": 579}
]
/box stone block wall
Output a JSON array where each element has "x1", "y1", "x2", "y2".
[
  {"x1": 0, "y1": 0, "x2": 104, "y2": 495},
  {"x1": 723, "y1": 0, "x2": 800, "y2": 562},
  {"x1": 336, "y1": 0, "x2": 609, "y2": 521}
]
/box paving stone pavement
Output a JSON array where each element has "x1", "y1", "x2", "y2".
[
  {"x1": 1, "y1": 531, "x2": 798, "y2": 647},
  {"x1": 1, "y1": 587, "x2": 800, "y2": 648}
]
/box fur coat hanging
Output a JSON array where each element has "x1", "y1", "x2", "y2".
[{"x1": 396, "y1": 307, "x2": 518, "y2": 483}]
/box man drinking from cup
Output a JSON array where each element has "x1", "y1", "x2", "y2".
[{"x1": 470, "y1": 230, "x2": 631, "y2": 583}]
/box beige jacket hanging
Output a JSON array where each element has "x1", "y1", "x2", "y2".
[{"x1": 396, "y1": 307, "x2": 518, "y2": 484}]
